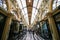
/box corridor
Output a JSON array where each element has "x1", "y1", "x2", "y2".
[
  {"x1": 19, "y1": 31, "x2": 44, "y2": 40},
  {"x1": 0, "y1": 0, "x2": 60, "y2": 40}
]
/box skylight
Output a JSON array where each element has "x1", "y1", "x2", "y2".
[
  {"x1": 33, "y1": 0, "x2": 38, "y2": 8},
  {"x1": 31, "y1": 0, "x2": 42, "y2": 24},
  {"x1": 16, "y1": 0, "x2": 43, "y2": 25},
  {"x1": 37, "y1": 0, "x2": 42, "y2": 9},
  {"x1": 53, "y1": 0, "x2": 60, "y2": 10},
  {"x1": 16, "y1": 0, "x2": 29, "y2": 25},
  {"x1": 16, "y1": 0, "x2": 22, "y2": 9},
  {"x1": 21, "y1": 0, "x2": 26, "y2": 8}
]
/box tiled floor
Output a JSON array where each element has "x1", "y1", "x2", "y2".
[{"x1": 19, "y1": 32, "x2": 44, "y2": 40}]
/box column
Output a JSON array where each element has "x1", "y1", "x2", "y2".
[
  {"x1": 49, "y1": 0, "x2": 54, "y2": 12},
  {"x1": 5, "y1": 0, "x2": 12, "y2": 12},
  {"x1": 47, "y1": 13, "x2": 59, "y2": 40},
  {"x1": 1, "y1": 17, "x2": 12, "y2": 40}
]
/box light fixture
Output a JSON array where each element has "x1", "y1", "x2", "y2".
[{"x1": 29, "y1": 0, "x2": 31, "y2": 2}]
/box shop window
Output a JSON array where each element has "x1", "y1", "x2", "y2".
[
  {"x1": 53, "y1": 12, "x2": 60, "y2": 37},
  {"x1": 0, "y1": 13, "x2": 7, "y2": 39},
  {"x1": 8, "y1": 20, "x2": 20, "y2": 40},
  {"x1": 42, "y1": 21, "x2": 52, "y2": 40}
]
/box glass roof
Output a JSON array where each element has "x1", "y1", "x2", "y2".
[
  {"x1": 0, "y1": 0, "x2": 60, "y2": 25},
  {"x1": 16, "y1": 0, "x2": 29, "y2": 25},
  {"x1": 31, "y1": 0, "x2": 42, "y2": 24},
  {"x1": 16, "y1": 0, "x2": 42, "y2": 25}
]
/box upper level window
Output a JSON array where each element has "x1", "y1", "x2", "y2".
[
  {"x1": 0, "y1": 0, "x2": 7, "y2": 10},
  {"x1": 0, "y1": 0, "x2": 2, "y2": 7},
  {"x1": 57, "y1": 0, "x2": 60, "y2": 6},
  {"x1": 53, "y1": 0, "x2": 60, "y2": 10}
]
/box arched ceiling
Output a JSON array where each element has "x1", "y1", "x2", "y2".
[
  {"x1": 1, "y1": 0, "x2": 60, "y2": 26},
  {"x1": 26, "y1": 0, "x2": 33, "y2": 24},
  {"x1": 16, "y1": 0, "x2": 51, "y2": 25},
  {"x1": 16, "y1": 0, "x2": 43, "y2": 25}
]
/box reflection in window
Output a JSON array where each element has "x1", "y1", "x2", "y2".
[
  {"x1": 0, "y1": 15, "x2": 4, "y2": 21},
  {"x1": 42, "y1": 22, "x2": 50, "y2": 39},
  {"x1": 53, "y1": 12, "x2": 60, "y2": 36},
  {"x1": 57, "y1": 23, "x2": 60, "y2": 31}
]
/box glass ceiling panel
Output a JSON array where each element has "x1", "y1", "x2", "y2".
[
  {"x1": 32, "y1": 8, "x2": 38, "y2": 16},
  {"x1": 33, "y1": 0, "x2": 39, "y2": 7},
  {"x1": 31, "y1": 8, "x2": 36, "y2": 23},
  {"x1": 21, "y1": 8, "x2": 27, "y2": 16},
  {"x1": 23, "y1": 8, "x2": 28, "y2": 14},
  {"x1": 31, "y1": 16, "x2": 33, "y2": 24},
  {"x1": 21, "y1": 0, "x2": 26, "y2": 7},
  {"x1": 35, "y1": 9, "x2": 38, "y2": 16},
  {"x1": 24, "y1": 15, "x2": 29, "y2": 25},
  {"x1": 24, "y1": 13, "x2": 27, "y2": 17},
  {"x1": 37, "y1": 0, "x2": 42, "y2": 9},
  {"x1": 21, "y1": 9, "x2": 25, "y2": 15},
  {"x1": 31, "y1": 8, "x2": 38, "y2": 24},
  {"x1": 32, "y1": 8, "x2": 36, "y2": 14},
  {"x1": 31, "y1": 0, "x2": 42, "y2": 24},
  {"x1": 16, "y1": 0, "x2": 29, "y2": 25},
  {"x1": 16, "y1": 0, "x2": 22, "y2": 9}
]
